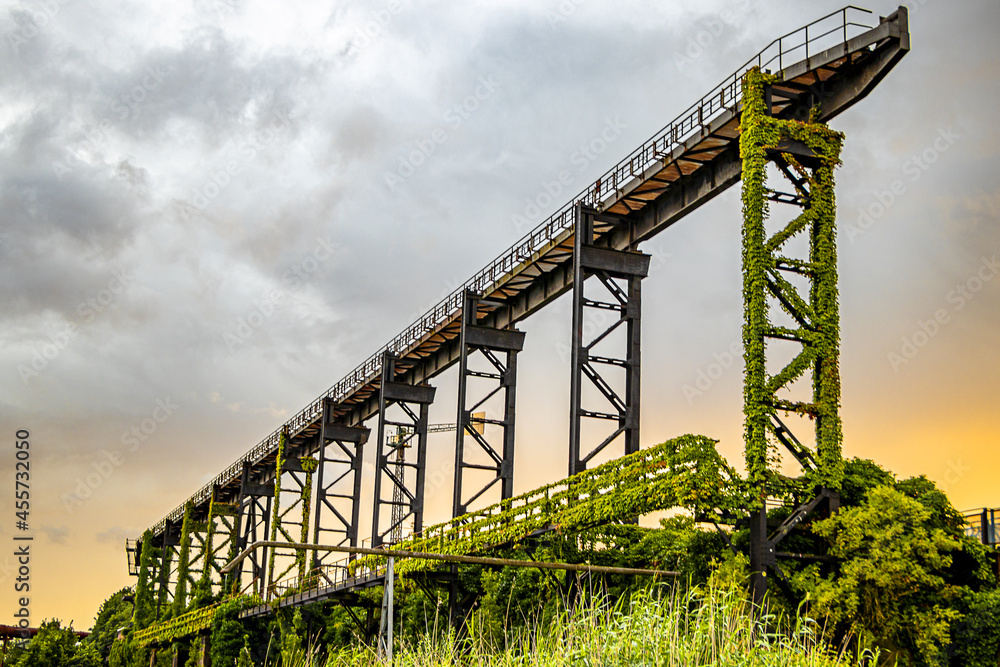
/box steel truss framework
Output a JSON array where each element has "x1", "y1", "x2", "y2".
[
  {"x1": 453, "y1": 291, "x2": 525, "y2": 516},
  {"x1": 371, "y1": 352, "x2": 436, "y2": 547},
  {"x1": 152, "y1": 522, "x2": 179, "y2": 616},
  {"x1": 125, "y1": 6, "x2": 911, "y2": 639},
  {"x1": 266, "y1": 433, "x2": 317, "y2": 593},
  {"x1": 312, "y1": 400, "x2": 369, "y2": 567},
  {"x1": 740, "y1": 75, "x2": 845, "y2": 604},
  {"x1": 156, "y1": 493, "x2": 242, "y2": 610},
  {"x1": 237, "y1": 462, "x2": 273, "y2": 597},
  {"x1": 569, "y1": 205, "x2": 650, "y2": 475},
  {"x1": 200, "y1": 494, "x2": 240, "y2": 595}
]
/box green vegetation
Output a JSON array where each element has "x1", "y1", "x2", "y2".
[
  {"x1": 274, "y1": 585, "x2": 877, "y2": 667},
  {"x1": 86, "y1": 586, "x2": 134, "y2": 660},
  {"x1": 173, "y1": 501, "x2": 196, "y2": 617},
  {"x1": 133, "y1": 531, "x2": 157, "y2": 630},
  {"x1": 2, "y1": 620, "x2": 101, "y2": 667},
  {"x1": 787, "y1": 461, "x2": 1000, "y2": 665},
  {"x1": 10, "y1": 449, "x2": 998, "y2": 667}
]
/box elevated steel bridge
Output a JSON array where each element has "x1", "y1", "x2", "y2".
[{"x1": 127, "y1": 4, "x2": 911, "y2": 646}]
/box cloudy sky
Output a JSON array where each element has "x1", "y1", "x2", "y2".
[{"x1": 1, "y1": 0, "x2": 998, "y2": 628}]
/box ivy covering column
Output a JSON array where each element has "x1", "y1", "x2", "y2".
[
  {"x1": 740, "y1": 66, "x2": 845, "y2": 497},
  {"x1": 132, "y1": 530, "x2": 157, "y2": 630},
  {"x1": 172, "y1": 502, "x2": 195, "y2": 616}
]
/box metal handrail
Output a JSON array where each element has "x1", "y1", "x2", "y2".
[
  {"x1": 141, "y1": 6, "x2": 876, "y2": 539},
  {"x1": 964, "y1": 508, "x2": 998, "y2": 546}
]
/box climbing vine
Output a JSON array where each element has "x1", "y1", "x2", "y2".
[
  {"x1": 740, "y1": 67, "x2": 844, "y2": 497},
  {"x1": 172, "y1": 502, "x2": 195, "y2": 617},
  {"x1": 297, "y1": 456, "x2": 317, "y2": 579},
  {"x1": 194, "y1": 498, "x2": 219, "y2": 605},
  {"x1": 133, "y1": 530, "x2": 158, "y2": 630},
  {"x1": 156, "y1": 545, "x2": 174, "y2": 621},
  {"x1": 266, "y1": 430, "x2": 287, "y2": 590}
]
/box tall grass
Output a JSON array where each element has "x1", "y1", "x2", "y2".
[{"x1": 277, "y1": 584, "x2": 878, "y2": 667}]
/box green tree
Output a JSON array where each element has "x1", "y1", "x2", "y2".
[
  {"x1": 839, "y1": 457, "x2": 896, "y2": 507},
  {"x1": 794, "y1": 485, "x2": 963, "y2": 664},
  {"x1": 951, "y1": 588, "x2": 1000, "y2": 666},
  {"x1": 13, "y1": 620, "x2": 102, "y2": 667},
  {"x1": 210, "y1": 597, "x2": 249, "y2": 666},
  {"x1": 86, "y1": 587, "x2": 135, "y2": 660}
]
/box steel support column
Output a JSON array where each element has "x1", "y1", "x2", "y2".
[
  {"x1": 740, "y1": 71, "x2": 844, "y2": 605},
  {"x1": 172, "y1": 502, "x2": 203, "y2": 615},
  {"x1": 371, "y1": 352, "x2": 436, "y2": 546},
  {"x1": 153, "y1": 521, "x2": 179, "y2": 619},
  {"x1": 312, "y1": 398, "x2": 369, "y2": 567},
  {"x1": 452, "y1": 290, "x2": 525, "y2": 517},
  {"x1": 569, "y1": 204, "x2": 650, "y2": 476},
  {"x1": 196, "y1": 487, "x2": 240, "y2": 598},
  {"x1": 237, "y1": 461, "x2": 273, "y2": 597}
]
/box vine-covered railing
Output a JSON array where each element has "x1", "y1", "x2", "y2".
[
  {"x1": 131, "y1": 595, "x2": 261, "y2": 646},
  {"x1": 131, "y1": 602, "x2": 220, "y2": 647},
  {"x1": 142, "y1": 6, "x2": 876, "y2": 540},
  {"x1": 264, "y1": 434, "x2": 742, "y2": 598}
]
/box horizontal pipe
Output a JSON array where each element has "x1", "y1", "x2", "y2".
[{"x1": 222, "y1": 540, "x2": 678, "y2": 578}]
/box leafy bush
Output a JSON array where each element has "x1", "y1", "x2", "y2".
[
  {"x1": 11, "y1": 620, "x2": 102, "y2": 667},
  {"x1": 211, "y1": 596, "x2": 252, "y2": 666},
  {"x1": 86, "y1": 586, "x2": 134, "y2": 660}
]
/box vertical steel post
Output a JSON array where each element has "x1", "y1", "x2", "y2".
[
  {"x1": 568, "y1": 206, "x2": 590, "y2": 475},
  {"x1": 749, "y1": 504, "x2": 768, "y2": 607},
  {"x1": 153, "y1": 526, "x2": 174, "y2": 619},
  {"x1": 625, "y1": 271, "x2": 642, "y2": 458},
  {"x1": 238, "y1": 461, "x2": 273, "y2": 597},
  {"x1": 372, "y1": 354, "x2": 393, "y2": 546},
  {"x1": 414, "y1": 402, "x2": 429, "y2": 536},
  {"x1": 387, "y1": 557, "x2": 394, "y2": 665}
]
